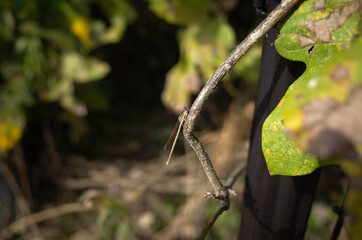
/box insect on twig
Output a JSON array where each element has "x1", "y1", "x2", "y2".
[{"x1": 164, "y1": 108, "x2": 188, "y2": 165}]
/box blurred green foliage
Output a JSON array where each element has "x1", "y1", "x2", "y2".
[
  {"x1": 205, "y1": 201, "x2": 241, "y2": 240},
  {"x1": 148, "y1": 0, "x2": 210, "y2": 25},
  {"x1": 0, "y1": 0, "x2": 136, "y2": 154},
  {"x1": 161, "y1": 16, "x2": 236, "y2": 112},
  {"x1": 148, "y1": 0, "x2": 261, "y2": 113},
  {"x1": 96, "y1": 198, "x2": 135, "y2": 240},
  {"x1": 0, "y1": 0, "x2": 261, "y2": 154},
  {"x1": 0, "y1": 1, "x2": 261, "y2": 237}
]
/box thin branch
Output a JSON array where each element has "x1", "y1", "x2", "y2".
[
  {"x1": 224, "y1": 162, "x2": 246, "y2": 188},
  {"x1": 181, "y1": 1, "x2": 300, "y2": 239},
  {"x1": 0, "y1": 202, "x2": 93, "y2": 239},
  {"x1": 183, "y1": 0, "x2": 300, "y2": 198},
  {"x1": 11, "y1": 145, "x2": 34, "y2": 210},
  {"x1": 197, "y1": 203, "x2": 229, "y2": 240},
  {"x1": 197, "y1": 162, "x2": 246, "y2": 240},
  {"x1": 331, "y1": 181, "x2": 350, "y2": 240},
  {"x1": 0, "y1": 162, "x2": 43, "y2": 240}
]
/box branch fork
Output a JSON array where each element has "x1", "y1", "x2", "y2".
[{"x1": 181, "y1": 0, "x2": 300, "y2": 200}]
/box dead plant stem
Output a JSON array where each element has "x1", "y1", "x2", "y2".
[
  {"x1": 0, "y1": 202, "x2": 93, "y2": 239},
  {"x1": 183, "y1": 0, "x2": 300, "y2": 199}
]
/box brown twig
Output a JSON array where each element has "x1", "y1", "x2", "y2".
[
  {"x1": 196, "y1": 202, "x2": 230, "y2": 240},
  {"x1": 183, "y1": 0, "x2": 300, "y2": 199},
  {"x1": 224, "y1": 162, "x2": 246, "y2": 188},
  {"x1": 0, "y1": 202, "x2": 93, "y2": 239},
  {"x1": 0, "y1": 162, "x2": 43, "y2": 240},
  {"x1": 181, "y1": 1, "x2": 300, "y2": 239},
  {"x1": 197, "y1": 163, "x2": 245, "y2": 240},
  {"x1": 11, "y1": 145, "x2": 34, "y2": 209}
]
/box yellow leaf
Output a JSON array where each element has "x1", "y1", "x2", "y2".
[
  {"x1": 0, "y1": 124, "x2": 22, "y2": 154},
  {"x1": 70, "y1": 16, "x2": 93, "y2": 49}
]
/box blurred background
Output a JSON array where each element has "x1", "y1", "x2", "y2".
[{"x1": 0, "y1": 0, "x2": 346, "y2": 239}]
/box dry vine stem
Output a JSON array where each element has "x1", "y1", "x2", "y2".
[{"x1": 182, "y1": 0, "x2": 300, "y2": 200}]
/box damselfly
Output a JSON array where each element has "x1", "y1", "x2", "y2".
[{"x1": 164, "y1": 109, "x2": 188, "y2": 165}]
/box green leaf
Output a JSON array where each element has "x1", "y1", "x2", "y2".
[
  {"x1": 41, "y1": 52, "x2": 110, "y2": 116},
  {"x1": 261, "y1": 0, "x2": 361, "y2": 176},
  {"x1": 97, "y1": 15, "x2": 127, "y2": 44},
  {"x1": 61, "y1": 52, "x2": 110, "y2": 83},
  {"x1": 0, "y1": 8, "x2": 15, "y2": 41},
  {"x1": 0, "y1": 107, "x2": 24, "y2": 154},
  {"x1": 147, "y1": 0, "x2": 210, "y2": 25},
  {"x1": 161, "y1": 61, "x2": 196, "y2": 113},
  {"x1": 162, "y1": 17, "x2": 236, "y2": 112},
  {"x1": 94, "y1": 0, "x2": 137, "y2": 45},
  {"x1": 41, "y1": 28, "x2": 77, "y2": 50}
]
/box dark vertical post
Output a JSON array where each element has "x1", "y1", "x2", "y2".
[{"x1": 238, "y1": 0, "x2": 321, "y2": 239}]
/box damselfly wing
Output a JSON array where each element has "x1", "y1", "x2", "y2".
[{"x1": 164, "y1": 110, "x2": 187, "y2": 165}]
